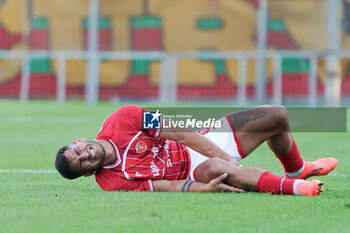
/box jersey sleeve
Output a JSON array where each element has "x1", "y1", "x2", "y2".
[
  {"x1": 95, "y1": 171, "x2": 154, "y2": 192},
  {"x1": 121, "y1": 105, "x2": 162, "y2": 138},
  {"x1": 97, "y1": 105, "x2": 161, "y2": 140}
]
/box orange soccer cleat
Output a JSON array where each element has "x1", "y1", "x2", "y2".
[
  {"x1": 285, "y1": 157, "x2": 338, "y2": 180},
  {"x1": 295, "y1": 179, "x2": 324, "y2": 196}
]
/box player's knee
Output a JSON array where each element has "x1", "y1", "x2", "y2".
[
  {"x1": 269, "y1": 105, "x2": 289, "y2": 130},
  {"x1": 203, "y1": 158, "x2": 233, "y2": 178}
]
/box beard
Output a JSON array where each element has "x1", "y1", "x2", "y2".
[{"x1": 86, "y1": 140, "x2": 107, "y2": 170}]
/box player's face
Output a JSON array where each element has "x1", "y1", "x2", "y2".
[{"x1": 64, "y1": 140, "x2": 106, "y2": 176}]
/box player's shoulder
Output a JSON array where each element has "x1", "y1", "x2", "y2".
[
  {"x1": 97, "y1": 105, "x2": 145, "y2": 139},
  {"x1": 117, "y1": 105, "x2": 143, "y2": 114},
  {"x1": 99, "y1": 105, "x2": 145, "y2": 134}
]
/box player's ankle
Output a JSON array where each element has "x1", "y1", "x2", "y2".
[
  {"x1": 285, "y1": 161, "x2": 305, "y2": 178},
  {"x1": 292, "y1": 179, "x2": 303, "y2": 195}
]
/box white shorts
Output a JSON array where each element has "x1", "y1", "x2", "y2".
[{"x1": 187, "y1": 116, "x2": 245, "y2": 181}]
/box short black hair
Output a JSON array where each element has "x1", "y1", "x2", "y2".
[{"x1": 55, "y1": 146, "x2": 81, "y2": 180}]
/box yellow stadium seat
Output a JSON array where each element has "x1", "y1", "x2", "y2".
[
  {"x1": 0, "y1": 44, "x2": 29, "y2": 84},
  {"x1": 0, "y1": 0, "x2": 24, "y2": 33},
  {"x1": 52, "y1": 60, "x2": 130, "y2": 86},
  {"x1": 149, "y1": 0, "x2": 256, "y2": 51},
  {"x1": 150, "y1": 59, "x2": 215, "y2": 86},
  {"x1": 269, "y1": 1, "x2": 327, "y2": 50},
  {"x1": 226, "y1": 59, "x2": 274, "y2": 85}
]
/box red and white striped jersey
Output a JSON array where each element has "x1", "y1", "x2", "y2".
[{"x1": 95, "y1": 105, "x2": 191, "y2": 191}]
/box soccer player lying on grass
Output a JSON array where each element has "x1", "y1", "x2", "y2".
[{"x1": 55, "y1": 105, "x2": 337, "y2": 196}]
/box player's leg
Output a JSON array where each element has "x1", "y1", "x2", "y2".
[
  {"x1": 227, "y1": 105, "x2": 293, "y2": 155},
  {"x1": 194, "y1": 158, "x2": 323, "y2": 196},
  {"x1": 226, "y1": 105, "x2": 337, "y2": 179}
]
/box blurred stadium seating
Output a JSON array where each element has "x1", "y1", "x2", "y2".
[{"x1": 0, "y1": 0, "x2": 349, "y2": 103}]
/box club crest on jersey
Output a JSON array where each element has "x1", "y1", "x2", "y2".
[{"x1": 135, "y1": 140, "x2": 148, "y2": 153}]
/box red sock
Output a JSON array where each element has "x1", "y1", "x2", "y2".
[
  {"x1": 275, "y1": 140, "x2": 304, "y2": 173},
  {"x1": 257, "y1": 171, "x2": 295, "y2": 195}
]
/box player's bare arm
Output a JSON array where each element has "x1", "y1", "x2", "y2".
[
  {"x1": 153, "y1": 173, "x2": 244, "y2": 193},
  {"x1": 159, "y1": 119, "x2": 240, "y2": 166}
]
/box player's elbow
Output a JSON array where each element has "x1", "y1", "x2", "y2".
[{"x1": 174, "y1": 132, "x2": 187, "y2": 144}]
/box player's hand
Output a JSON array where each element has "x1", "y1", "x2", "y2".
[
  {"x1": 201, "y1": 173, "x2": 245, "y2": 193},
  {"x1": 222, "y1": 154, "x2": 243, "y2": 168}
]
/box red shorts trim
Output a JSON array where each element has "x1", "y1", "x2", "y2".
[{"x1": 225, "y1": 115, "x2": 246, "y2": 158}]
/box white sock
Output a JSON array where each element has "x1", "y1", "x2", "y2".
[
  {"x1": 293, "y1": 179, "x2": 304, "y2": 195},
  {"x1": 285, "y1": 161, "x2": 305, "y2": 178}
]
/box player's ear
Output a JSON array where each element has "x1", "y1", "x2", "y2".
[
  {"x1": 73, "y1": 138, "x2": 86, "y2": 144},
  {"x1": 83, "y1": 171, "x2": 96, "y2": 177}
]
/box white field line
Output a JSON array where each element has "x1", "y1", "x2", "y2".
[
  {"x1": 328, "y1": 173, "x2": 350, "y2": 178},
  {"x1": 0, "y1": 169, "x2": 57, "y2": 174},
  {"x1": 0, "y1": 169, "x2": 349, "y2": 178}
]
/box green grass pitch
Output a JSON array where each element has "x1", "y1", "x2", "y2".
[{"x1": 0, "y1": 100, "x2": 349, "y2": 233}]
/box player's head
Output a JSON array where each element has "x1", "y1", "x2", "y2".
[{"x1": 55, "y1": 139, "x2": 106, "y2": 179}]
